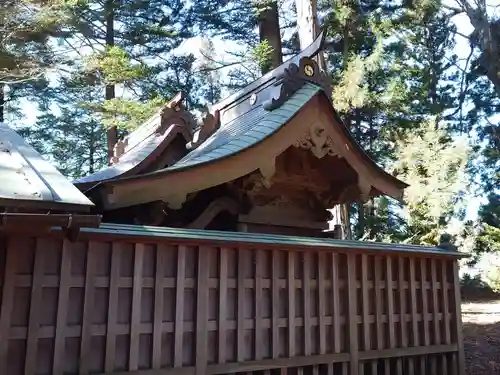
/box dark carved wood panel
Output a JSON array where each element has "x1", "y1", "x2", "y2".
[{"x1": 0, "y1": 233, "x2": 465, "y2": 375}]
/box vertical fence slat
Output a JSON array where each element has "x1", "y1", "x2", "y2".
[
  {"x1": 25, "y1": 239, "x2": 45, "y2": 375},
  {"x1": 430, "y1": 260, "x2": 441, "y2": 343},
  {"x1": 398, "y1": 257, "x2": 407, "y2": 347},
  {"x1": 53, "y1": 240, "x2": 71, "y2": 375},
  {"x1": 237, "y1": 247, "x2": 245, "y2": 362},
  {"x1": 331, "y1": 253, "x2": 341, "y2": 354},
  {"x1": 441, "y1": 260, "x2": 451, "y2": 344},
  {"x1": 375, "y1": 256, "x2": 383, "y2": 350},
  {"x1": 408, "y1": 257, "x2": 418, "y2": 374},
  {"x1": 174, "y1": 245, "x2": 186, "y2": 367},
  {"x1": 288, "y1": 251, "x2": 295, "y2": 358},
  {"x1": 129, "y1": 243, "x2": 144, "y2": 371},
  {"x1": 396, "y1": 257, "x2": 406, "y2": 375},
  {"x1": 452, "y1": 261, "x2": 465, "y2": 375},
  {"x1": 386, "y1": 257, "x2": 396, "y2": 348},
  {"x1": 409, "y1": 258, "x2": 418, "y2": 346},
  {"x1": 105, "y1": 242, "x2": 121, "y2": 372},
  {"x1": 303, "y1": 252, "x2": 312, "y2": 356},
  {"x1": 419, "y1": 258, "x2": 428, "y2": 372},
  {"x1": 420, "y1": 258, "x2": 430, "y2": 347},
  {"x1": 441, "y1": 259, "x2": 450, "y2": 375},
  {"x1": 361, "y1": 254, "x2": 370, "y2": 359},
  {"x1": 79, "y1": 242, "x2": 96, "y2": 375},
  {"x1": 317, "y1": 252, "x2": 326, "y2": 355},
  {"x1": 255, "y1": 250, "x2": 263, "y2": 361},
  {"x1": 347, "y1": 253, "x2": 359, "y2": 375},
  {"x1": 195, "y1": 246, "x2": 209, "y2": 375},
  {"x1": 374, "y1": 256, "x2": 384, "y2": 374},
  {"x1": 272, "y1": 250, "x2": 279, "y2": 359},
  {"x1": 152, "y1": 245, "x2": 165, "y2": 369},
  {"x1": 0, "y1": 239, "x2": 16, "y2": 375},
  {"x1": 218, "y1": 248, "x2": 228, "y2": 364},
  {"x1": 431, "y1": 259, "x2": 441, "y2": 347}
]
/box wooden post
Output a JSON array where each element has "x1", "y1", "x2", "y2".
[
  {"x1": 452, "y1": 261, "x2": 466, "y2": 375},
  {"x1": 347, "y1": 253, "x2": 359, "y2": 375}
]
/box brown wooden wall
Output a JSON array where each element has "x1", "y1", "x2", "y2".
[{"x1": 0, "y1": 233, "x2": 465, "y2": 375}]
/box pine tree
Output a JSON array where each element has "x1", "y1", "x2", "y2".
[
  {"x1": 51, "y1": 0, "x2": 195, "y2": 161},
  {"x1": 0, "y1": 0, "x2": 73, "y2": 121},
  {"x1": 317, "y1": 1, "x2": 471, "y2": 242},
  {"x1": 188, "y1": 0, "x2": 293, "y2": 89},
  {"x1": 392, "y1": 120, "x2": 470, "y2": 245},
  {"x1": 19, "y1": 75, "x2": 107, "y2": 178},
  {"x1": 26, "y1": 0, "x2": 213, "y2": 176}
]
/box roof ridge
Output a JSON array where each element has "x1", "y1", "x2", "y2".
[
  {"x1": 208, "y1": 29, "x2": 327, "y2": 115},
  {"x1": 111, "y1": 92, "x2": 196, "y2": 163}
]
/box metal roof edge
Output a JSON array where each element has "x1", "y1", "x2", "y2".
[
  {"x1": 99, "y1": 84, "x2": 323, "y2": 187},
  {"x1": 0, "y1": 122, "x2": 95, "y2": 209},
  {"x1": 208, "y1": 29, "x2": 327, "y2": 115},
  {"x1": 73, "y1": 123, "x2": 192, "y2": 188},
  {"x1": 316, "y1": 94, "x2": 409, "y2": 190},
  {"x1": 70, "y1": 222, "x2": 466, "y2": 257}
]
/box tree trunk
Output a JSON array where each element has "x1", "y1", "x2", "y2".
[
  {"x1": 295, "y1": 0, "x2": 351, "y2": 238},
  {"x1": 256, "y1": 0, "x2": 282, "y2": 73},
  {"x1": 295, "y1": 0, "x2": 326, "y2": 70},
  {"x1": 0, "y1": 85, "x2": 4, "y2": 123},
  {"x1": 105, "y1": 0, "x2": 117, "y2": 165},
  {"x1": 455, "y1": 1, "x2": 500, "y2": 99}
]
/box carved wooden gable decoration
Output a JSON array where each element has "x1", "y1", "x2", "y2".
[
  {"x1": 73, "y1": 92, "x2": 194, "y2": 191},
  {"x1": 77, "y1": 31, "x2": 408, "y2": 234}
]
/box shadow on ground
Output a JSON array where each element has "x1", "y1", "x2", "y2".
[
  {"x1": 463, "y1": 321, "x2": 500, "y2": 374},
  {"x1": 460, "y1": 277, "x2": 500, "y2": 373},
  {"x1": 462, "y1": 294, "x2": 500, "y2": 374}
]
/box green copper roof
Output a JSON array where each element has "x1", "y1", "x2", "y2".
[
  {"x1": 136, "y1": 83, "x2": 322, "y2": 175},
  {"x1": 75, "y1": 222, "x2": 465, "y2": 257}
]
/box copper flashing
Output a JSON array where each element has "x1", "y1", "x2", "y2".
[{"x1": 264, "y1": 56, "x2": 332, "y2": 111}]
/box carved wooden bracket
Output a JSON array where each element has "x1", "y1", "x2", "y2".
[
  {"x1": 259, "y1": 157, "x2": 276, "y2": 188},
  {"x1": 111, "y1": 138, "x2": 129, "y2": 164},
  {"x1": 158, "y1": 91, "x2": 198, "y2": 135},
  {"x1": 357, "y1": 175, "x2": 372, "y2": 203},
  {"x1": 187, "y1": 109, "x2": 221, "y2": 150},
  {"x1": 293, "y1": 123, "x2": 341, "y2": 159},
  {"x1": 163, "y1": 192, "x2": 188, "y2": 210},
  {"x1": 186, "y1": 196, "x2": 239, "y2": 229}
]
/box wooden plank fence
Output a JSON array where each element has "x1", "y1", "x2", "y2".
[{"x1": 0, "y1": 230, "x2": 465, "y2": 375}]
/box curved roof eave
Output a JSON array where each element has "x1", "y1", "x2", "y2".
[
  {"x1": 74, "y1": 123, "x2": 192, "y2": 190},
  {"x1": 317, "y1": 94, "x2": 409, "y2": 191},
  {"x1": 101, "y1": 89, "x2": 408, "y2": 194},
  {"x1": 94, "y1": 86, "x2": 407, "y2": 211},
  {"x1": 100, "y1": 84, "x2": 323, "y2": 186}
]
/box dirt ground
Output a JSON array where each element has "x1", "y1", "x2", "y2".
[{"x1": 462, "y1": 300, "x2": 500, "y2": 374}]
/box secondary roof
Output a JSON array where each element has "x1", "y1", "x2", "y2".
[{"x1": 0, "y1": 122, "x2": 94, "y2": 211}]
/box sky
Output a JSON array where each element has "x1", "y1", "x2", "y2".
[{"x1": 14, "y1": 0, "x2": 498, "y2": 220}]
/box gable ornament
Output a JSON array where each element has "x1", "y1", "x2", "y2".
[{"x1": 293, "y1": 123, "x2": 340, "y2": 159}]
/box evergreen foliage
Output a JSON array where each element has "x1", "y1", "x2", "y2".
[{"x1": 1, "y1": 0, "x2": 500, "y2": 278}]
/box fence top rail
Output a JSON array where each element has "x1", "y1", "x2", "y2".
[{"x1": 51, "y1": 222, "x2": 467, "y2": 258}]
